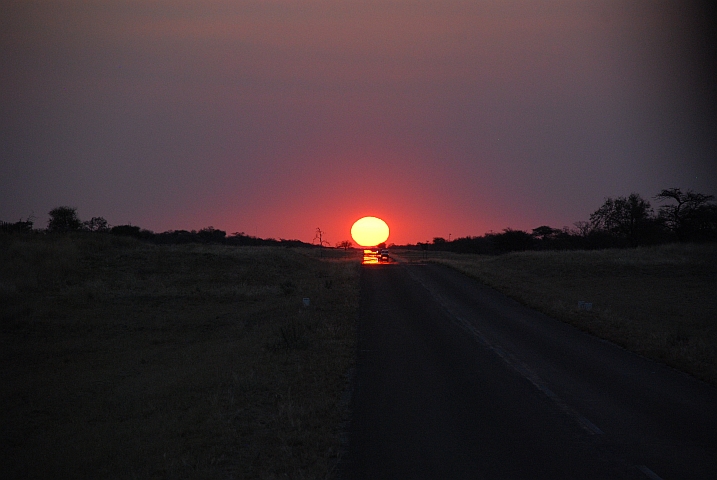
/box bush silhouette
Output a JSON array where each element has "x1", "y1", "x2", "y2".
[{"x1": 47, "y1": 206, "x2": 82, "y2": 233}]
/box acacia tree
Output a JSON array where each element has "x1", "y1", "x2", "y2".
[
  {"x1": 47, "y1": 206, "x2": 82, "y2": 232},
  {"x1": 336, "y1": 240, "x2": 353, "y2": 250},
  {"x1": 655, "y1": 188, "x2": 716, "y2": 241},
  {"x1": 531, "y1": 225, "x2": 562, "y2": 241}
]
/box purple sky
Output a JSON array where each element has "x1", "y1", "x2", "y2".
[{"x1": 2, "y1": 1, "x2": 715, "y2": 245}]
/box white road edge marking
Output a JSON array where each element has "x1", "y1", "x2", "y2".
[
  {"x1": 405, "y1": 265, "x2": 604, "y2": 436},
  {"x1": 638, "y1": 465, "x2": 664, "y2": 480}
]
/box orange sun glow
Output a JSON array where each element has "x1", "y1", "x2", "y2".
[{"x1": 351, "y1": 216, "x2": 390, "y2": 247}]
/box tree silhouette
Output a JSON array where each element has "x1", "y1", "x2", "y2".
[
  {"x1": 489, "y1": 228, "x2": 534, "y2": 252},
  {"x1": 47, "y1": 206, "x2": 82, "y2": 232},
  {"x1": 110, "y1": 225, "x2": 142, "y2": 237},
  {"x1": 336, "y1": 240, "x2": 353, "y2": 250},
  {"x1": 313, "y1": 228, "x2": 330, "y2": 247},
  {"x1": 655, "y1": 188, "x2": 716, "y2": 241},
  {"x1": 83, "y1": 217, "x2": 109, "y2": 232},
  {"x1": 589, "y1": 193, "x2": 655, "y2": 246},
  {"x1": 570, "y1": 221, "x2": 593, "y2": 237},
  {"x1": 198, "y1": 226, "x2": 226, "y2": 243},
  {"x1": 531, "y1": 225, "x2": 559, "y2": 240}
]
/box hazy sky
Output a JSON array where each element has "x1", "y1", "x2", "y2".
[{"x1": 2, "y1": 1, "x2": 715, "y2": 245}]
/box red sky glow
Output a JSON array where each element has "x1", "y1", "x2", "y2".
[{"x1": 1, "y1": 1, "x2": 715, "y2": 245}]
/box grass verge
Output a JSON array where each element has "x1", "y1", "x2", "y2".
[
  {"x1": 407, "y1": 244, "x2": 717, "y2": 385},
  {"x1": 0, "y1": 233, "x2": 360, "y2": 478}
]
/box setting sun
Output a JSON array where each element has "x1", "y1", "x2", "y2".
[{"x1": 351, "y1": 217, "x2": 390, "y2": 247}]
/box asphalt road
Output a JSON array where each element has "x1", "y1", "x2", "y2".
[{"x1": 340, "y1": 263, "x2": 717, "y2": 479}]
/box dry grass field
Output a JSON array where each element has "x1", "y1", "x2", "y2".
[
  {"x1": 4, "y1": 234, "x2": 715, "y2": 477},
  {"x1": 401, "y1": 244, "x2": 717, "y2": 385},
  {"x1": 0, "y1": 233, "x2": 360, "y2": 479}
]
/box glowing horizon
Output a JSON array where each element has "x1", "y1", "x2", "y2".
[{"x1": 1, "y1": 2, "x2": 714, "y2": 244}]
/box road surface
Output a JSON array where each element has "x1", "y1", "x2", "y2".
[{"x1": 340, "y1": 263, "x2": 717, "y2": 479}]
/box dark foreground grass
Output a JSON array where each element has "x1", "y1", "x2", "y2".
[
  {"x1": 0, "y1": 233, "x2": 360, "y2": 479},
  {"x1": 413, "y1": 244, "x2": 717, "y2": 385}
]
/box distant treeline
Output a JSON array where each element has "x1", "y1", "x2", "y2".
[
  {"x1": 109, "y1": 225, "x2": 310, "y2": 248},
  {"x1": 0, "y1": 207, "x2": 310, "y2": 248},
  {"x1": 2, "y1": 187, "x2": 715, "y2": 252},
  {"x1": 398, "y1": 187, "x2": 717, "y2": 253},
  {"x1": 0, "y1": 220, "x2": 33, "y2": 234}
]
